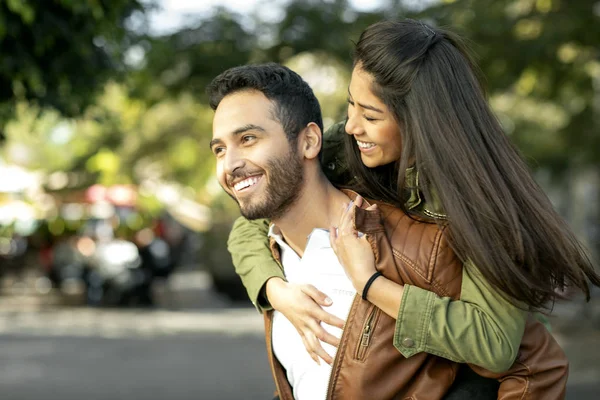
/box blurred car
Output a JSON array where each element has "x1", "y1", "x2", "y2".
[
  {"x1": 0, "y1": 233, "x2": 29, "y2": 285},
  {"x1": 202, "y1": 220, "x2": 247, "y2": 302}
]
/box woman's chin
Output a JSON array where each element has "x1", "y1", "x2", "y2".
[{"x1": 360, "y1": 153, "x2": 385, "y2": 168}]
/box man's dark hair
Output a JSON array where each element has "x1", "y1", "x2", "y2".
[{"x1": 207, "y1": 63, "x2": 323, "y2": 144}]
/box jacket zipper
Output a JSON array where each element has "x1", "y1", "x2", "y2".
[
  {"x1": 325, "y1": 295, "x2": 360, "y2": 399},
  {"x1": 354, "y1": 305, "x2": 379, "y2": 361}
]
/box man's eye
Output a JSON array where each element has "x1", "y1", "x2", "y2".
[
  {"x1": 213, "y1": 147, "x2": 225, "y2": 156},
  {"x1": 242, "y1": 135, "x2": 256, "y2": 143}
]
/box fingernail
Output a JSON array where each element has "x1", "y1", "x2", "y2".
[{"x1": 324, "y1": 297, "x2": 332, "y2": 305}]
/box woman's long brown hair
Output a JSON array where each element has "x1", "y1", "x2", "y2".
[{"x1": 347, "y1": 19, "x2": 599, "y2": 310}]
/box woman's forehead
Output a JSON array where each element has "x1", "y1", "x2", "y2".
[{"x1": 349, "y1": 67, "x2": 386, "y2": 109}]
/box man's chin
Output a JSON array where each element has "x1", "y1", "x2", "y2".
[{"x1": 240, "y1": 208, "x2": 270, "y2": 220}]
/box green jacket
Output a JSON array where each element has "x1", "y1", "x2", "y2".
[{"x1": 227, "y1": 122, "x2": 544, "y2": 373}]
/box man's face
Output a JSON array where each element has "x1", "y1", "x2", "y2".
[{"x1": 210, "y1": 90, "x2": 304, "y2": 220}]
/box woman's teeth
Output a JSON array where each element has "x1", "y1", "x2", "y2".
[{"x1": 356, "y1": 140, "x2": 376, "y2": 149}]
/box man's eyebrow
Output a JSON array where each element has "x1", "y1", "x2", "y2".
[
  {"x1": 232, "y1": 124, "x2": 266, "y2": 135},
  {"x1": 209, "y1": 124, "x2": 266, "y2": 150},
  {"x1": 347, "y1": 88, "x2": 384, "y2": 113},
  {"x1": 209, "y1": 138, "x2": 222, "y2": 150}
]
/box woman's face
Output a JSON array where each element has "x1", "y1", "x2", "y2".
[{"x1": 346, "y1": 66, "x2": 403, "y2": 168}]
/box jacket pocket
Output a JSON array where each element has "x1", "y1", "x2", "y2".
[{"x1": 354, "y1": 305, "x2": 380, "y2": 361}]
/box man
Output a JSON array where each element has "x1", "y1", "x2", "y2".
[{"x1": 207, "y1": 63, "x2": 501, "y2": 399}]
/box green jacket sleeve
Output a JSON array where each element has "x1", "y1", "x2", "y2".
[
  {"x1": 393, "y1": 260, "x2": 528, "y2": 373},
  {"x1": 227, "y1": 216, "x2": 284, "y2": 312}
]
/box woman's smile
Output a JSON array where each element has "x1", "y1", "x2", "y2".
[{"x1": 356, "y1": 138, "x2": 378, "y2": 153}]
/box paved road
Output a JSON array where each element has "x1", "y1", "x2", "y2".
[
  {"x1": 0, "y1": 270, "x2": 598, "y2": 399},
  {"x1": 0, "y1": 333, "x2": 274, "y2": 400}
]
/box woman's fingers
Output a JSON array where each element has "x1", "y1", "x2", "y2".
[
  {"x1": 354, "y1": 195, "x2": 364, "y2": 207},
  {"x1": 317, "y1": 308, "x2": 345, "y2": 330},
  {"x1": 304, "y1": 329, "x2": 334, "y2": 365},
  {"x1": 307, "y1": 319, "x2": 341, "y2": 348},
  {"x1": 302, "y1": 284, "x2": 333, "y2": 307},
  {"x1": 300, "y1": 284, "x2": 345, "y2": 329},
  {"x1": 339, "y1": 201, "x2": 355, "y2": 234},
  {"x1": 300, "y1": 335, "x2": 321, "y2": 365}
]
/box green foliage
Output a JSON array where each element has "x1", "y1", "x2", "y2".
[
  {"x1": 2, "y1": 0, "x2": 598, "y2": 200},
  {"x1": 128, "y1": 9, "x2": 255, "y2": 105},
  {"x1": 417, "y1": 0, "x2": 600, "y2": 169},
  {"x1": 0, "y1": 0, "x2": 147, "y2": 123}
]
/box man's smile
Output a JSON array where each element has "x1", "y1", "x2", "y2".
[{"x1": 231, "y1": 174, "x2": 264, "y2": 195}]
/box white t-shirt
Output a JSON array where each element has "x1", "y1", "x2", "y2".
[{"x1": 269, "y1": 226, "x2": 356, "y2": 400}]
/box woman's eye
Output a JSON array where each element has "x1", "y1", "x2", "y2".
[{"x1": 363, "y1": 115, "x2": 377, "y2": 122}]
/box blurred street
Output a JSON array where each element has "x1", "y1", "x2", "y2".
[
  {"x1": 0, "y1": 269, "x2": 598, "y2": 400},
  {"x1": 0, "y1": 334, "x2": 272, "y2": 400},
  {"x1": 0, "y1": 269, "x2": 275, "y2": 400}
]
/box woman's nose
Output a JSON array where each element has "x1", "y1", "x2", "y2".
[{"x1": 345, "y1": 111, "x2": 363, "y2": 136}]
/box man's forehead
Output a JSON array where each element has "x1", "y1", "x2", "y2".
[{"x1": 212, "y1": 91, "x2": 279, "y2": 138}]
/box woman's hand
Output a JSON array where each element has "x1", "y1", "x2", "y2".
[
  {"x1": 265, "y1": 277, "x2": 345, "y2": 365},
  {"x1": 330, "y1": 195, "x2": 378, "y2": 294}
]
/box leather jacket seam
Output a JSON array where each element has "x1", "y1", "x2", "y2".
[
  {"x1": 428, "y1": 226, "x2": 446, "y2": 281},
  {"x1": 514, "y1": 360, "x2": 531, "y2": 399},
  {"x1": 428, "y1": 226, "x2": 454, "y2": 298},
  {"x1": 391, "y1": 248, "x2": 430, "y2": 283}
]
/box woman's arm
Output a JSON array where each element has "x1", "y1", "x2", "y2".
[
  {"x1": 227, "y1": 216, "x2": 283, "y2": 311},
  {"x1": 330, "y1": 196, "x2": 527, "y2": 373},
  {"x1": 389, "y1": 262, "x2": 527, "y2": 373},
  {"x1": 228, "y1": 215, "x2": 345, "y2": 364}
]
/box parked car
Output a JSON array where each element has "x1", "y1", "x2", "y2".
[{"x1": 202, "y1": 219, "x2": 247, "y2": 302}]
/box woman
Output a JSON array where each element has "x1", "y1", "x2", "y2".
[{"x1": 228, "y1": 19, "x2": 599, "y2": 398}]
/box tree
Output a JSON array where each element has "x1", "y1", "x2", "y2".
[
  {"x1": 127, "y1": 8, "x2": 257, "y2": 106},
  {"x1": 0, "y1": 0, "x2": 148, "y2": 126},
  {"x1": 417, "y1": 0, "x2": 600, "y2": 171}
]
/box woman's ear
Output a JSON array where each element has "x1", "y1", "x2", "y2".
[{"x1": 301, "y1": 122, "x2": 322, "y2": 160}]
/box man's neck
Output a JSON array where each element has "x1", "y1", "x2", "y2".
[{"x1": 271, "y1": 172, "x2": 350, "y2": 257}]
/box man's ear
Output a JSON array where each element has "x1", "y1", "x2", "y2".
[{"x1": 300, "y1": 122, "x2": 322, "y2": 160}]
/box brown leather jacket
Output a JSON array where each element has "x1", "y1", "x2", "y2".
[{"x1": 264, "y1": 191, "x2": 568, "y2": 400}]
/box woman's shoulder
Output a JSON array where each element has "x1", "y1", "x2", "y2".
[
  {"x1": 404, "y1": 168, "x2": 448, "y2": 220},
  {"x1": 372, "y1": 200, "x2": 462, "y2": 296},
  {"x1": 376, "y1": 200, "x2": 447, "y2": 241}
]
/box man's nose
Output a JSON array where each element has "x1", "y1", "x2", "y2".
[{"x1": 223, "y1": 149, "x2": 245, "y2": 175}]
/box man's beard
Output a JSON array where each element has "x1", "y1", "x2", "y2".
[{"x1": 229, "y1": 149, "x2": 304, "y2": 221}]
